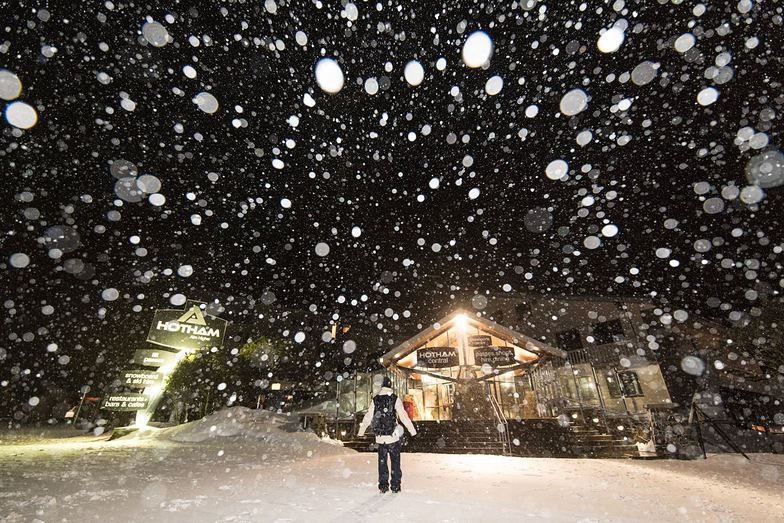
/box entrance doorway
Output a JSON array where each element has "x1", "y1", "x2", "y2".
[
  {"x1": 453, "y1": 381, "x2": 495, "y2": 420},
  {"x1": 408, "y1": 373, "x2": 537, "y2": 421},
  {"x1": 408, "y1": 377, "x2": 455, "y2": 421}
]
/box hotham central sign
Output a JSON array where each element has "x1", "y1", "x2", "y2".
[
  {"x1": 146, "y1": 302, "x2": 227, "y2": 350},
  {"x1": 416, "y1": 347, "x2": 459, "y2": 368}
]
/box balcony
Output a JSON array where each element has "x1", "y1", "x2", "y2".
[{"x1": 565, "y1": 341, "x2": 644, "y2": 366}]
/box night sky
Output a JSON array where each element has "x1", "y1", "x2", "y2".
[{"x1": 2, "y1": 1, "x2": 782, "y2": 410}]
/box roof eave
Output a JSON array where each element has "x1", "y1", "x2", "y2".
[{"x1": 380, "y1": 309, "x2": 566, "y2": 366}]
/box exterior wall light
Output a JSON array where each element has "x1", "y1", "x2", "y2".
[{"x1": 454, "y1": 314, "x2": 468, "y2": 332}]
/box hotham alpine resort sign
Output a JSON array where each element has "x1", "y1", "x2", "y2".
[{"x1": 146, "y1": 302, "x2": 227, "y2": 350}]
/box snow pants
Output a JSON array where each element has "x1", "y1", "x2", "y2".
[{"x1": 377, "y1": 441, "x2": 402, "y2": 489}]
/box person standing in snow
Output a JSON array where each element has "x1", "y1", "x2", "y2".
[{"x1": 358, "y1": 376, "x2": 417, "y2": 493}]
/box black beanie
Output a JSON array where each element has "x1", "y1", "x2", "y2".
[{"x1": 381, "y1": 376, "x2": 392, "y2": 388}]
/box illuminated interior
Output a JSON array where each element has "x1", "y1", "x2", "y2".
[{"x1": 382, "y1": 311, "x2": 560, "y2": 421}]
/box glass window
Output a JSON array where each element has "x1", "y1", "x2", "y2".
[
  {"x1": 605, "y1": 372, "x2": 623, "y2": 398},
  {"x1": 556, "y1": 329, "x2": 582, "y2": 351},
  {"x1": 605, "y1": 371, "x2": 643, "y2": 398},
  {"x1": 557, "y1": 369, "x2": 600, "y2": 406},
  {"x1": 577, "y1": 376, "x2": 599, "y2": 402},
  {"x1": 618, "y1": 371, "x2": 644, "y2": 397},
  {"x1": 592, "y1": 319, "x2": 626, "y2": 345},
  {"x1": 515, "y1": 302, "x2": 531, "y2": 321}
]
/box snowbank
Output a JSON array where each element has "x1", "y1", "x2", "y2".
[
  {"x1": 0, "y1": 426, "x2": 84, "y2": 444},
  {"x1": 123, "y1": 407, "x2": 350, "y2": 456},
  {"x1": 293, "y1": 399, "x2": 337, "y2": 414}
]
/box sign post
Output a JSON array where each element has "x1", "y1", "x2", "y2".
[
  {"x1": 468, "y1": 335, "x2": 492, "y2": 348},
  {"x1": 72, "y1": 386, "x2": 89, "y2": 427},
  {"x1": 133, "y1": 350, "x2": 186, "y2": 427},
  {"x1": 137, "y1": 302, "x2": 228, "y2": 426},
  {"x1": 101, "y1": 301, "x2": 228, "y2": 428}
]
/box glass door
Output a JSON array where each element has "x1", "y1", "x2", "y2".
[
  {"x1": 421, "y1": 379, "x2": 454, "y2": 420},
  {"x1": 438, "y1": 382, "x2": 454, "y2": 420},
  {"x1": 487, "y1": 377, "x2": 521, "y2": 420}
]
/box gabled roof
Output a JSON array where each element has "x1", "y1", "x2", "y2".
[{"x1": 380, "y1": 309, "x2": 566, "y2": 366}]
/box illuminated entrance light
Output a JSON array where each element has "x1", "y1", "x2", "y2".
[
  {"x1": 135, "y1": 412, "x2": 152, "y2": 429},
  {"x1": 133, "y1": 347, "x2": 192, "y2": 428}
]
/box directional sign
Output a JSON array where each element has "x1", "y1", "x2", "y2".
[
  {"x1": 146, "y1": 301, "x2": 227, "y2": 350},
  {"x1": 468, "y1": 335, "x2": 492, "y2": 347},
  {"x1": 474, "y1": 346, "x2": 516, "y2": 367},
  {"x1": 133, "y1": 348, "x2": 178, "y2": 368},
  {"x1": 101, "y1": 393, "x2": 150, "y2": 411},
  {"x1": 121, "y1": 370, "x2": 163, "y2": 388}
]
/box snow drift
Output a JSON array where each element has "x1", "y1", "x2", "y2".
[{"x1": 123, "y1": 407, "x2": 350, "y2": 456}]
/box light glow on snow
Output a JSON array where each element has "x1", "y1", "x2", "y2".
[
  {"x1": 545, "y1": 159, "x2": 568, "y2": 180},
  {"x1": 142, "y1": 21, "x2": 170, "y2": 47},
  {"x1": 192, "y1": 92, "x2": 219, "y2": 113}
]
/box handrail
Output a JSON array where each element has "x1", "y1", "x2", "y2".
[
  {"x1": 487, "y1": 391, "x2": 512, "y2": 455},
  {"x1": 566, "y1": 340, "x2": 650, "y2": 366}
]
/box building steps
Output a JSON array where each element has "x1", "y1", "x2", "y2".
[
  {"x1": 340, "y1": 420, "x2": 510, "y2": 455},
  {"x1": 336, "y1": 420, "x2": 643, "y2": 459},
  {"x1": 565, "y1": 426, "x2": 640, "y2": 458}
]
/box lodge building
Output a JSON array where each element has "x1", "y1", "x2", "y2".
[{"x1": 304, "y1": 295, "x2": 685, "y2": 457}]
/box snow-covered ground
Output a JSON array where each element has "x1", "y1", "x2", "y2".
[{"x1": 1, "y1": 407, "x2": 782, "y2": 522}]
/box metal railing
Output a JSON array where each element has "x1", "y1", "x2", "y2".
[
  {"x1": 566, "y1": 341, "x2": 645, "y2": 365},
  {"x1": 487, "y1": 392, "x2": 512, "y2": 455}
]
